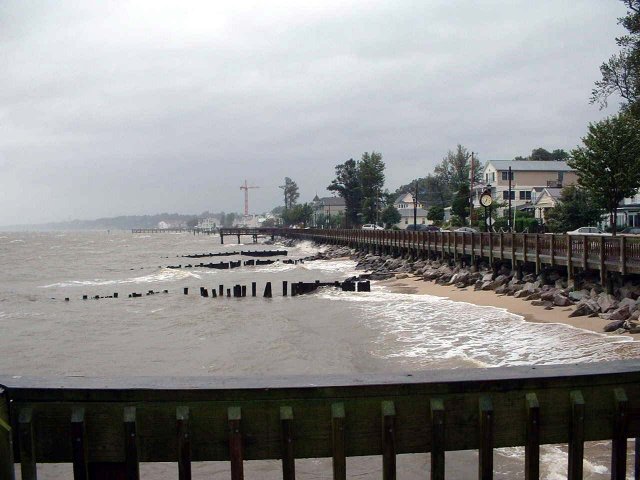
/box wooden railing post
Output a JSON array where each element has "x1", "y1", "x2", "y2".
[
  {"x1": 567, "y1": 236, "x2": 573, "y2": 285},
  {"x1": 19, "y1": 407, "x2": 36, "y2": 480},
  {"x1": 331, "y1": 403, "x2": 346, "y2": 480},
  {"x1": 535, "y1": 234, "x2": 540, "y2": 274},
  {"x1": 381, "y1": 401, "x2": 396, "y2": 480},
  {"x1": 430, "y1": 398, "x2": 445, "y2": 480},
  {"x1": 600, "y1": 237, "x2": 607, "y2": 286},
  {"x1": 524, "y1": 393, "x2": 539, "y2": 480},
  {"x1": 176, "y1": 406, "x2": 191, "y2": 480},
  {"x1": 0, "y1": 388, "x2": 14, "y2": 480},
  {"x1": 621, "y1": 236, "x2": 627, "y2": 276},
  {"x1": 583, "y1": 236, "x2": 588, "y2": 270},
  {"x1": 228, "y1": 406, "x2": 244, "y2": 480},
  {"x1": 611, "y1": 388, "x2": 628, "y2": 480},
  {"x1": 549, "y1": 234, "x2": 555, "y2": 267},
  {"x1": 568, "y1": 391, "x2": 584, "y2": 480},
  {"x1": 478, "y1": 396, "x2": 494, "y2": 480},
  {"x1": 280, "y1": 406, "x2": 295, "y2": 480},
  {"x1": 71, "y1": 407, "x2": 89, "y2": 480}
]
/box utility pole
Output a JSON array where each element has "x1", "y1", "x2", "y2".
[
  {"x1": 469, "y1": 151, "x2": 475, "y2": 226},
  {"x1": 507, "y1": 166, "x2": 512, "y2": 231},
  {"x1": 240, "y1": 180, "x2": 259, "y2": 216}
]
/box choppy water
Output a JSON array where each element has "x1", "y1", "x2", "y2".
[{"x1": 1, "y1": 230, "x2": 639, "y2": 479}]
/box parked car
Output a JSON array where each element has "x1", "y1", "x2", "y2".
[
  {"x1": 620, "y1": 227, "x2": 640, "y2": 235},
  {"x1": 361, "y1": 224, "x2": 384, "y2": 230},
  {"x1": 405, "y1": 223, "x2": 440, "y2": 232},
  {"x1": 454, "y1": 227, "x2": 479, "y2": 233},
  {"x1": 567, "y1": 226, "x2": 607, "y2": 235}
]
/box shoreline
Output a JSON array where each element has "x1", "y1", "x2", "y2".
[{"x1": 379, "y1": 275, "x2": 640, "y2": 340}]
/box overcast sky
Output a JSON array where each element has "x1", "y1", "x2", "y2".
[{"x1": 0, "y1": 0, "x2": 628, "y2": 225}]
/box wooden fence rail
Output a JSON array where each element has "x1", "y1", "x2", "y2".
[
  {"x1": 1, "y1": 360, "x2": 640, "y2": 479},
  {"x1": 256, "y1": 228, "x2": 640, "y2": 284}
]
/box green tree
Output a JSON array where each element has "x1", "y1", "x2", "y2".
[
  {"x1": 359, "y1": 151, "x2": 386, "y2": 223},
  {"x1": 380, "y1": 205, "x2": 401, "y2": 229},
  {"x1": 279, "y1": 177, "x2": 300, "y2": 210},
  {"x1": 282, "y1": 203, "x2": 314, "y2": 227},
  {"x1": 224, "y1": 212, "x2": 236, "y2": 227},
  {"x1": 186, "y1": 217, "x2": 199, "y2": 228},
  {"x1": 328, "y1": 159, "x2": 362, "y2": 227},
  {"x1": 395, "y1": 174, "x2": 451, "y2": 207},
  {"x1": 544, "y1": 186, "x2": 605, "y2": 233},
  {"x1": 514, "y1": 148, "x2": 570, "y2": 161},
  {"x1": 434, "y1": 145, "x2": 481, "y2": 192},
  {"x1": 591, "y1": 1, "x2": 640, "y2": 117},
  {"x1": 427, "y1": 205, "x2": 444, "y2": 225},
  {"x1": 261, "y1": 217, "x2": 277, "y2": 227},
  {"x1": 451, "y1": 184, "x2": 470, "y2": 223},
  {"x1": 569, "y1": 113, "x2": 640, "y2": 235}
]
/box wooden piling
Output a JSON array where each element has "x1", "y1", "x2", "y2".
[
  {"x1": 219, "y1": 285, "x2": 224, "y2": 297},
  {"x1": 263, "y1": 282, "x2": 272, "y2": 298},
  {"x1": 183, "y1": 288, "x2": 188, "y2": 295},
  {"x1": 200, "y1": 287, "x2": 208, "y2": 297},
  {"x1": 251, "y1": 282, "x2": 256, "y2": 297},
  {"x1": 283, "y1": 281, "x2": 288, "y2": 296},
  {"x1": 241, "y1": 285, "x2": 247, "y2": 297},
  {"x1": 211, "y1": 289, "x2": 217, "y2": 298}
]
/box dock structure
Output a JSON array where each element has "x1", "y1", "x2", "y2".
[
  {"x1": 271, "y1": 228, "x2": 640, "y2": 286},
  {"x1": 219, "y1": 228, "x2": 270, "y2": 244},
  {"x1": 1, "y1": 360, "x2": 640, "y2": 478},
  {"x1": 131, "y1": 228, "x2": 215, "y2": 235}
]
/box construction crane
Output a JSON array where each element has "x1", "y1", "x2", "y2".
[{"x1": 240, "y1": 180, "x2": 259, "y2": 216}]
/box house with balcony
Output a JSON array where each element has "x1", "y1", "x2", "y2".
[
  {"x1": 392, "y1": 193, "x2": 430, "y2": 229},
  {"x1": 473, "y1": 160, "x2": 578, "y2": 216}
]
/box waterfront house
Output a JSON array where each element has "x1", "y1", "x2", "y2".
[
  {"x1": 312, "y1": 195, "x2": 346, "y2": 217},
  {"x1": 474, "y1": 160, "x2": 578, "y2": 217}
]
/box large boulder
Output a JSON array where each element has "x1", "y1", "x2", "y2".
[
  {"x1": 569, "y1": 299, "x2": 600, "y2": 318},
  {"x1": 568, "y1": 290, "x2": 589, "y2": 302},
  {"x1": 618, "y1": 297, "x2": 637, "y2": 313},
  {"x1": 597, "y1": 293, "x2": 619, "y2": 313},
  {"x1": 553, "y1": 293, "x2": 572, "y2": 307},
  {"x1": 540, "y1": 289, "x2": 557, "y2": 301},
  {"x1": 608, "y1": 304, "x2": 631, "y2": 321},
  {"x1": 604, "y1": 320, "x2": 626, "y2": 332}
]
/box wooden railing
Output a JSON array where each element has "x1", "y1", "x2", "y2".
[
  {"x1": 2, "y1": 360, "x2": 640, "y2": 479},
  {"x1": 262, "y1": 228, "x2": 640, "y2": 282}
]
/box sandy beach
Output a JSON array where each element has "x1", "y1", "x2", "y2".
[{"x1": 382, "y1": 275, "x2": 639, "y2": 340}]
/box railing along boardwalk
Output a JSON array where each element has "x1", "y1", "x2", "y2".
[
  {"x1": 263, "y1": 228, "x2": 640, "y2": 285},
  {"x1": 1, "y1": 361, "x2": 640, "y2": 479}
]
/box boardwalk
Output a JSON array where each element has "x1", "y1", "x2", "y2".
[{"x1": 269, "y1": 228, "x2": 640, "y2": 285}]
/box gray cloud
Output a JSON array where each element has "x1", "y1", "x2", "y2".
[{"x1": 0, "y1": 0, "x2": 627, "y2": 225}]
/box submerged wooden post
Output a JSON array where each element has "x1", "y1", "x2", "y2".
[
  {"x1": 263, "y1": 282, "x2": 272, "y2": 298},
  {"x1": 283, "y1": 281, "x2": 288, "y2": 296},
  {"x1": 219, "y1": 285, "x2": 224, "y2": 297},
  {"x1": 251, "y1": 282, "x2": 256, "y2": 297},
  {"x1": 183, "y1": 288, "x2": 188, "y2": 295}
]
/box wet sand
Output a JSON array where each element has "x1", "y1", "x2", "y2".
[{"x1": 382, "y1": 275, "x2": 639, "y2": 340}]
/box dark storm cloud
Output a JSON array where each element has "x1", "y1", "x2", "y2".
[{"x1": 0, "y1": 0, "x2": 627, "y2": 225}]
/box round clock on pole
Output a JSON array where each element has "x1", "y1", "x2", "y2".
[{"x1": 480, "y1": 194, "x2": 493, "y2": 207}]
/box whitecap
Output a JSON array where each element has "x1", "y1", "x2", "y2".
[{"x1": 40, "y1": 269, "x2": 200, "y2": 288}]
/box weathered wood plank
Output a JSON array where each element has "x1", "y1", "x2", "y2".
[
  {"x1": 228, "y1": 406, "x2": 244, "y2": 480},
  {"x1": 71, "y1": 407, "x2": 88, "y2": 480},
  {"x1": 19, "y1": 407, "x2": 36, "y2": 480},
  {"x1": 567, "y1": 391, "x2": 584, "y2": 480},
  {"x1": 331, "y1": 403, "x2": 346, "y2": 480},
  {"x1": 381, "y1": 401, "x2": 396, "y2": 480},
  {"x1": 524, "y1": 393, "x2": 539, "y2": 480},
  {"x1": 176, "y1": 406, "x2": 191, "y2": 480},
  {"x1": 280, "y1": 406, "x2": 295, "y2": 480},
  {"x1": 430, "y1": 398, "x2": 445, "y2": 480}
]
